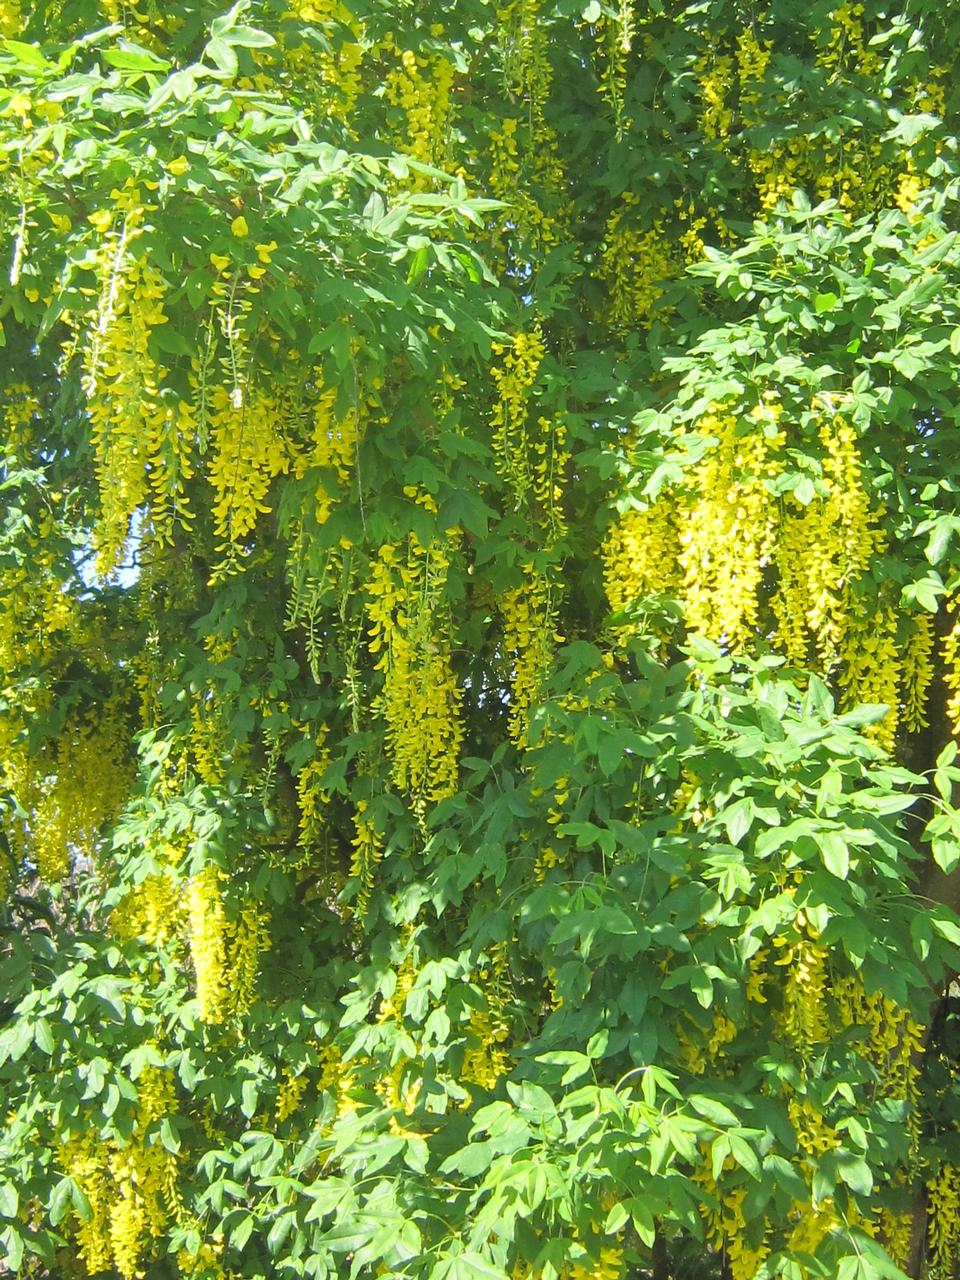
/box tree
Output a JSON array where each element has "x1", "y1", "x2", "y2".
[{"x1": 4, "y1": 0, "x2": 960, "y2": 1276}]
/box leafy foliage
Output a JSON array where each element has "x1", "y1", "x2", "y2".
[{"x1": 4, "y1": 2, "x2": 960, "y2": 1279}]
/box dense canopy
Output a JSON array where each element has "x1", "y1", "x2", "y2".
[{"x1": 5, "y1": 1, "x2": 960, "y2": 1278}]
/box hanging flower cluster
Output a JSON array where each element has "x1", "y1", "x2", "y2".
[
  {"x1": 694, "y1": 1154, "x2": 770, "y2": 1280},
  {"x1": 485, "y1": 0, "x2": 571, "y2": 256},
  {"x1": 365, "y1": 536, "x2": 464, "y2": 807},
  {"x1": 461, "y1": 948, "x2": 513, "y2": 1095},
  {"x1": 61, "y1": 1063, "x2": 180, "y2": 1280},
  {"x1": 683, "y1": 935, "x2": 926, "y2": 1275},
  {"x1": 498, "y1": 0, "x2": 552, "y2": 117},
  {"x1": 593, "y1": 1, "x2": 635, "y2": 135},
  {"x1": 941, "y1": 601, "x2": 960, "y2": 739},
  {"x1": 601, "y1": 504, "x2": 679, "y2": 616},
  {"x1": 490, "y1": 327, "x2": 545, "y2": 508},
  {"x1": 186, "y1": 865, "x2": 270, "y2": 1023},
  {"x1": 838, "y1": 597, "x2": 902, "y2": 751},
  {"x1": 0, "y1": 1, "x2": 21, "y2": 36},
  {"x1": 929, "y1": 1164, "x2": 960, "y2": 1277},
  {"x1": 284, "y1": 0, "x2": 365, "y2": 129},
  {"x1": 601, "y1": 397, "x2": 927, "y2": 746},
  {"x1": 384, "y1": 41, "x2": 456, "y2": 183},
  {"x1": 675, "y1": 400, "x2": 785, "y2": 649},
  {"x1": 114, "y1": 865, "x2": 184, "y2": 949},
  {"x1": 349, "y1": 797, "x2": 383, "y2": 918},
  {"x1": 291, "y1": 376, "x2": 359, "y2": 526},
  {"x1": 207, "y1": 383, "x2": 290, "y2": 576},
  {"x1": 20, "y1": 703, "x2": 132, "y2": 883},
  {"x1": 501, "y1": 566, "x2": 560, "y2": 745},
  {"x1": 82, "y1": 216, "x2": 171, "y2": 574},
  {"x1": 777, "y1": 934, "x2": 830, "y2": 1047},
  {"x1": 597, "y1": 195, "x2": 679, "y2": 329},
  {"x1": 294, "y1": 726, "x2": 333, "y2": 859},
  {"x1": 697, "y1": 48, "x2": 735, "y2": 143},
  {"x1": 601, "y1": 197, "x2": 710, "y2": 334}
]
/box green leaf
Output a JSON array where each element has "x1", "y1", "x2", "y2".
[
  {"x1": 0, "y1": 1180, "x2": 18, "y2": 1218},
  {"x1": 231, "y1": 1213, "x2": 255, "y2": 1251},
  {"x1": 604, "y1": 1201, "x2": 630, "y2": 1234},
  {"x1": 586, "y1": 1028, "x2": 609, "y2": 1059},
  {"x1": 34, "y1": 1018, "x2": 54, "y2": 1055},
  {"x1": 932, "y1": 835, "x2": 960, "y2": 875},
  {"x1": 2, "y1": 38, "x2": 49, "y2": 69},
  {"x1": 932, "y1": 916, "x2": 960, "y2": 947},
  {"x1": 240, "y1": 1080, "x2": 259, "y2": 1119},
  {"x1": 819, "y1": 831, "x2": 850, "y2": 879},
  {"x1": 689, "y1": 1095, "x2": 738, "y2": 1127},
  {"x1": 267, "y1": 1211, "x2": 296, "y2": 1256},
  {"x1": 407, "y1": 244, "x2": 430, "y2": 284},
  {"x1": 506, "y1": 1080, "x2": 557, "y2": 1120},
  {"x1": 837, "y1": 1258, "x2": 863, "y2": 1280},
  {"x1": 835, "y1": 704, "x2": 890, "y2": 729},
  {"x1": 852, "y1": 1235, "x2": 913, "y2": 1279},
  {"x1": 728, "y1": 1134, "x2": 761, "y2": 1179},
  {"x1": 762, "y1": 1154, "x2": 807, "y2": 1201},
  {"x1": 837, "y1": 1152, "x2": 873, "y2": 1196},
  {"x1": 536, "y1": 1050, "x2": 591, "y2": 1085},
  {"x1": 398, "y1": 1219, "x2": 423, "y2": 1259},
  {"x1": 48, "y1": 1177, "x2": 72, "y2": 1226},
  {"x1": 902, "y1": 576, "x2": 945, "y2": 612},
  {"x1": 1, "y1": 1225, "x2": 23, "y2": 1271},
  {"x1": 722, "y1": 798, "x2": 754, "y2": 847},
  {"x1": 160, "y1": 1117, "x2": 181, "y2": 1154},
  {"x1": 924, "y1": 518, "x2": 957, "y2": 565},
  {"x1": 223, "y1": 23, "x2": 276, "y2": 47},
  {"x1": 101, "y1": 45, "x2": 170, "y2": 71},
  {"x1": 71, "y1": 1181, "x2": 92, "y2": 1222},
  {"x1": 841, "y1": 1117, "x2": 869, "y2": 1150},
  {"x1": 206, "y1": 37, "x2": 238, "y2": 75},
  {"x1": 812, "y1": 1157, "x2": 836, "y2": 1204},
  {"x1": 598, "y1": 733, "x2": 624, "y2": 777},
  {"x1": 440, "y1": 1142, "x2": 494, "y2": 1177},
  {"x1": 438, "y1": 1252, "x2": 508, "y2": 1280}
]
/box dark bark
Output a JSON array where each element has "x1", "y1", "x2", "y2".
[
  {"x1": 907, "y1": 1182, "x2": 929, "y2": 1279},
  {"x1": 651, "y1": 1226, "x2": 669, "y2": 1280}
]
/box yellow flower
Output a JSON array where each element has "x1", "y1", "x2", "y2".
[
  {"x1": 231, "y1": 214, "x2": 249, "y2": 237},
  {"x1": 501, "y1": 567, "x2": 560, "y2": 744},
  {"x1": 167, "y1": 155, "x2": 189, "y2": 176},
  {"x1": 187, "y1": 866, "x2": 229, "y2": 1023},
  {"x1": 364, "y1": 536, "x2": 464, "y2": 807}
]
